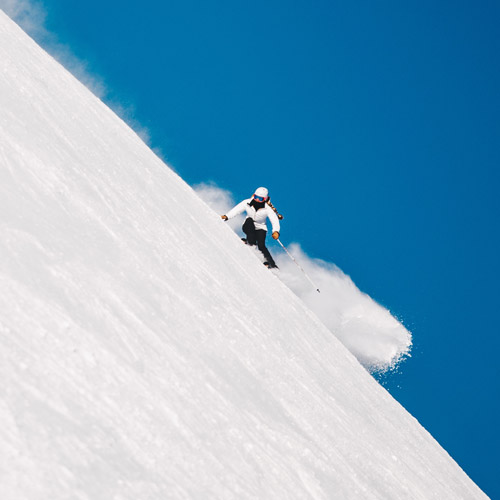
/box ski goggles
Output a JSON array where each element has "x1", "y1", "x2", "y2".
[{"x1": 253, "y1": 195, "x2": 267, "y2": 202}]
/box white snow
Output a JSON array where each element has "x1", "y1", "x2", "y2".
[{"x1": 0, "y1": 10, "x2": 488, "y2": 500}]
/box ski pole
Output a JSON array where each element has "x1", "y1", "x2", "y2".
[{"x1": 276, "y1": 239, "x2": 320, "y2": 293}]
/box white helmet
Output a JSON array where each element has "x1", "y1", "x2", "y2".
[{"x1": 253, "y1": 187, "x2": 269, "y2": 201}]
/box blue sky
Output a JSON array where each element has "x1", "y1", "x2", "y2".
[{"x1": 6, "y1": 0, "x2": 500, "y2": 496}]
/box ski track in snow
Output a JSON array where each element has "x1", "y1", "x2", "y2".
[{"x1": 0, "y1": 10, "x2": 488, "y2": 500}]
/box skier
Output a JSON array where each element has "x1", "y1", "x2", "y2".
[{"x1": 221, "y1": 187, "x2": 280, "y2": 269}]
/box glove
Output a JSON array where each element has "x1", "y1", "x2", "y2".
[
  {"x1": 221, "y1": 215, "x2": 228, "y2": 221},
  {"x1": 272, "y1": 231, "x2": 280, "y2": 240}
]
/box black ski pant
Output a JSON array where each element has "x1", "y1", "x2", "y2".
[{"x1": 242, "y1": 218, "x2": 277, "y2": 268}]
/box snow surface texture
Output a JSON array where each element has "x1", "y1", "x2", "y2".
[
  {"x1": 0, "y1": 10, "x2": 488, "y2": 500},
  {"x1": 194, "y1": 183, "x2": 412, "y2": 373}
]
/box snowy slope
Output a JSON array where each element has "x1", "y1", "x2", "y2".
[{"x1": 0, "y1": 10, "x2": 487, "y2": 500}]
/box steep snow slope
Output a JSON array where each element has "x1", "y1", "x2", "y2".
[{"x1": 0, "y1": 10, "x2": 487, "y2": 500}]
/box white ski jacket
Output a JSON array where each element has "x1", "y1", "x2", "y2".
[{"x1": 226, "y1": 198, "x2": 280, "y2": 233}]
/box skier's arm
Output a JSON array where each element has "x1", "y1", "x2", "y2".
[
  {"x1": 267, "y1": 207, "x2": 280, "y2": 235},
  {"x1": 223, "y1": 199, "x2": 249, "y2": 220}
]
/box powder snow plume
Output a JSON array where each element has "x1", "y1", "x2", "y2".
[
  {"x1": 275, "y1": 245, "x2": 412, "y2": 372},
  {"x1": 194, "y1": 182, "x2": 412, "y2": 373}
]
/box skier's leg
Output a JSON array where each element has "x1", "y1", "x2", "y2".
[
  {"x1": 256, "y1": 230, "x2": 278, "y2": 268},
  {"x1": 242, "y1": 218, "x2": 258, "y2": 246}
]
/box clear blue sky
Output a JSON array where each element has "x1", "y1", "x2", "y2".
[{"x1": 30, "y1": 0, "x2": 500, "y2": 496}]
